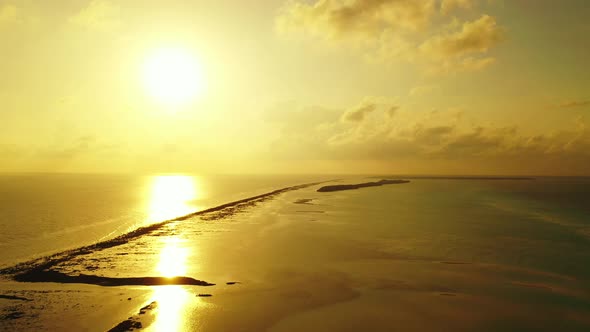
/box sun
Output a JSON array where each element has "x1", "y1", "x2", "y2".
[{"x1": 142, "y1": 48, "x2": 205, "y2": 106}]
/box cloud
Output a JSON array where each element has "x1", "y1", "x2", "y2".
[
  {"x1": 418, "y1": 15, "x2": 503, "y2": 74},
  {"x1": 440, "y1": 0, "x2": 473, "y2": 15},
  {"x1": 267, "y1": 98, "x2": 590, "y2": 174},
  {"x1": 386, "y1": 105, "x2": 399, "y2": 117},
  {"x1": 69, "y1": 0, "x2": 120, "y2": 31},
  {"x1": 0, "y1": 135, "x2": 121, "y2": 172},
  {"x1": 340, "y1": 97, "x2": 401, "y2": 123},
  {"x1": 0, "y1": 4, "x2": 19, "y2": 25},
  {"x1": 277, "y1": 1, "x2": 504, "y2": 74},
  {"x1": 342, "y1": 101, "x2": 377, "y2": 122},
  {"x1": 558, "y1": 100, "x2": 590, "y2": 109},
  {"x1": 410, "y1": 85, "x2": 437, "y2": 96},
  {"x1": 277, "y1": 0, "x2": 437, "y2": 40},
  {"x1": 0, "y1": 3, "x2": 31, "y2": 29},
  {"x1": 420, "y1": 15, "x2": 504, "y2": 58},
  {"x1": 426, "y1": 55, "x2": 496, "y2": 75},
  {"x1": 38, "y1": 135, "x2": 100, "y2": 159},
  {"x1": 460, "y1": 56, "x2": 496, "y2": 70}
]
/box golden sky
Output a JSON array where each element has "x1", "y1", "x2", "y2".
[{"x1": 0, "y1": 0, "x2": 589, "y2": 175}]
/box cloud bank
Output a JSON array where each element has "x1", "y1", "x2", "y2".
[
  {"x1": 267, "y1": 98, "x2": 590, "y2": 174},
  {"x1": 277, "y1": 0, "x2": 504, "y2": 74},
  {"x1": 559, "y1": 100, "x2": 590, "y2": 109}
]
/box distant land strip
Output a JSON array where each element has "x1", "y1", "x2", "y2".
[
  {"x1": 369, "y1": 176, "x2": 534, "y2": 180},
  {"x1": 317, "y1": 179, "x2": 410, "y2": 192}
]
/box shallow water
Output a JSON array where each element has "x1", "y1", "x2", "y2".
[
  {"x1": 0, "y1": 173, "x2": 324, "y2": 267},
  {"x1": 1, "y1": 176, "x2": 590, "y2": 331}
]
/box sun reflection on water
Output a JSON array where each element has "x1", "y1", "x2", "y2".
[
  {"x1": 147, "y1": 175, "x2": 199, "y2": 278},
  {"x1": 148, "y1": 285, "x2": 213, "y2": 332},
  {"x1": 147, "y1": 175, "x2": 201, "y2": 223},
  {"x1": 157, "y1": 237, "x2": 190, "y2": 277},
  {"x1": 150, "y1": 286, "x2": 190, "y2": 332},
  {"x1": 143, "y1": 174, "x2": 207, "y2": 331}
]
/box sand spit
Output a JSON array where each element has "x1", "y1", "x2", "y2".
[
  {"x1": 0, "y1": 181, "x2": 323, "y2": 285},
  {"x1": 14, "y1": 270, "x2": 215, "y2": 287},
  {"x1": 0, "y1": 294, "x2": 31, "y2": 301},
  {"x1": 317, "y1": 179, "x2": 410, "y2": 192}
]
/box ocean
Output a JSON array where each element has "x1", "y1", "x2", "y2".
[
  {"x1": 326, "y1": 177, "x2": 590, "y2": 279},
  {"x1": 1, "y1": 174, "x2": 590, "y2": 331},
  {"x1": 0, "y1": 173, "x2": 323, "y2": 268}
]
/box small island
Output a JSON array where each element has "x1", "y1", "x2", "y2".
[{"x1": 317, "y1": 179, "x2": 410, "y2": 192}]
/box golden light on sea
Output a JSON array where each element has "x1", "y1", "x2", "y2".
[
  {"x1": 147, "y1": 175, "x2": 201, "y2": 223},
  {"x1": 151, "y1": 286, "x2": 190, "y2": 332},
  {"x1": 157, "y1": 236, "x2": 190, "y2": 278}
]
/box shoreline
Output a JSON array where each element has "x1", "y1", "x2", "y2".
[
  {"x1": 0, "y1": 181, "x2": 325, "y2": 283},
  {"x1": 0, "y1": 179, "x2": 328, "y2": 330},
  {"x1": 2, "y1": 177, "x2": 590, "y2": 331}
]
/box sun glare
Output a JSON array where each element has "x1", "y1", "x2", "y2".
[
  {"x1": 142, "y1": 48, "x2": 205, "y2": 106},
  {"x1": 157, "y1": 237, "x2": 189, "y2": 277},
  {"x1": 147, "y1": 175, "x2": 200, "y2": 222}
]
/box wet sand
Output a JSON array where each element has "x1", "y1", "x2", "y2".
[{"x1": 1, "y1": 179, "x2": 590, "y2": 331}]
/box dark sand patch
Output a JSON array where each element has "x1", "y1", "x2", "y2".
[
  {"x1": 109, "y1": 319, "x2": 142, "y2": 331},
  {"x1": 14, "y1": 270, "x2": 215, "y2": 287},
  {"x1": 317, "y1": 179, "x2": 410, "y2": 192},
  {"x1": 2, "y1": 311, "x2": 25, "y2": 320},
  {"x1": 294, "y1": 198, "x2": 315, "y2": 205},
  {"x1": 0, "y1": 295, "x2": 31, "y2": 301},
  {"x1": 109, "y1": 301, "x2": 157, "y2": 332},
  {"x1": 441, "y1": 261, "x2": 472, "y2": 265},
  {"x1": 139, "y1": 301, "x2": 157, "y2": 314}
]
